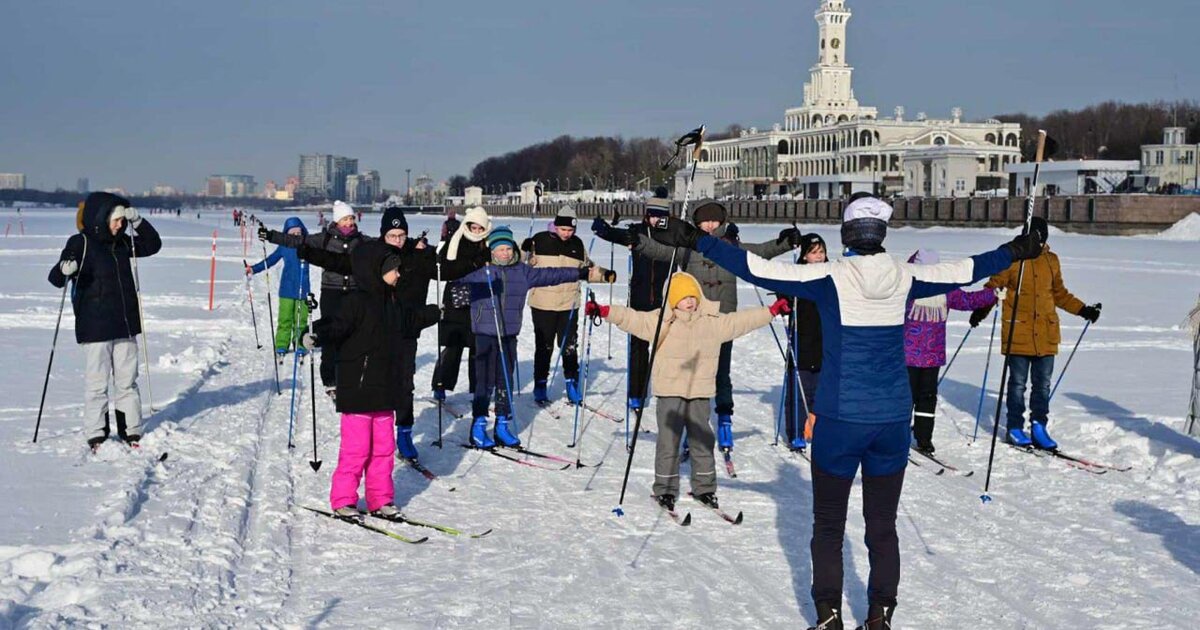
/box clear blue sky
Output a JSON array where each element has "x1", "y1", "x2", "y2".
[{"x1": 1, "y1": 0, "x2": 1196, "y2": 193}]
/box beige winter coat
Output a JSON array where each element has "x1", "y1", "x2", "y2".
[
  {"x1": 522, "y1": 231, "x2": 611, "y2": 311},
  {"x1": 608, "y1": 297, "x2": 773, "y2": 399}
]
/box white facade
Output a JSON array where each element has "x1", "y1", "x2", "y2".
[
  {"x1": 464, "y1": 186, "x2": 483, "y2": 207},
  {"x1": 1142, "y1": 127, "x2": 1200, "y2": 190},
  {"x1": 692, "y1": 0, "x2": 1022, "y2": 199},
  {"x1": 0, "y1": 173, "x2": 26, "y2": 190},
  {"x1": 1005, "y1": 161, "x2": 1141, "y2": 196},
  {"x1": 673, "y1": 167, "x2": 716, "y2": 201}
]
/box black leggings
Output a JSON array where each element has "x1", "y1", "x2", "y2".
[{"x1": 907, "y1": 366, "x2": 938, "y2": 445}]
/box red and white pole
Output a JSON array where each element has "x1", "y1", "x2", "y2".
[{"x1": 208, "y1": 229, "x2": 218, "y2": 311}]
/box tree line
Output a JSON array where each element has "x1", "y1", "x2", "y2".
[{"x1": 996, "y1": 100, "x2": 1199, "y2": 162}]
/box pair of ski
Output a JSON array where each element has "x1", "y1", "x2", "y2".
[
  {"x1": 536, "y1": 399, "x2": 621, "y2": 423},
  {"x1": 908, "y1": 448, "x2": 974, "y2": 477},
  {"x1": 1010, "y1": 444, "x2": 1130, "y2": 474},
  {"x1": 302, "y1": 506, "x2": 491, "y2": 544},
  {"x1": 654, "y1": 494, "x2": 744, "y2": 526},
  {"x1": 459, "y1": 443, "x2": 601, "y2": 470}
]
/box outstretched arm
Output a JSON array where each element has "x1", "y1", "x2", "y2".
[
  {"x1": 694, "y1": 234, "x2": 833, "y2": 301},
  {"x1": 908, "y1": 248, "x2": 1014, "y2": 300}
]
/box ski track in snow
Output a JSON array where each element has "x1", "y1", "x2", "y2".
[{"x1": 1, "y1": 209, "x2": 1198, "y2": 629}]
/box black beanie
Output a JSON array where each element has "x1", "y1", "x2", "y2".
[
  {"x1": 692, "y1": 200, "x2": 727, "y2": 225},
  {"x1": 1029, "y1": 216, "x2": 1049, "y2": 243},
  {"x1": 380, "y1": 206, "x2": 408, "y2": 237},
  {"x1": 799, "y1": 233, "x2": 827, "y2": 263}
]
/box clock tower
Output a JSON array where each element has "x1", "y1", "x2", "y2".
[{"x1": 802, "y1": 0, "x2": 859, "y2": 112}]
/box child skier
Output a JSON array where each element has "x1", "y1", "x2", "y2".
[
  {"x1": 304, "y1": 240, "x2": 413, "y2": 519},
  {"x1": 782, "y1": 233, "x2": 828, "y2": 451},
  {"x1": 247, "y1": 216, "x2": 311, "y2": 359},
  {"x1": 903, "y1": 248, "x2": 997, "y2": 454},
  {"x1": 585, "y1": 272, "x2": 789, "y2": 511},
  {"x1": 456, "y1": 226, "x2": 614, "y2": 448}
]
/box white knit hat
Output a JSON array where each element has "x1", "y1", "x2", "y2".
[
  {"x1": 332, "y1": 200, "x2": 355, "y2": 222},
  {"x1": 842, "y1": 196, "x2": 893, "y2": 224}
]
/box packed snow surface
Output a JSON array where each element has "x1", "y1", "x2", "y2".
[{"x1": 1, "y1": 208, "x2": 1197, "y2": 628}]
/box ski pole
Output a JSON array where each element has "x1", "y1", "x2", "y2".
[
  {"x1": 261, "y1": 241, "x2": 280, "y2": 395},
  {"x1": 570, "y1": 290, "x2": 599, "y2": 449},
  {"x1": 485, "y1": 267, "x2": 519, "y2": 434},
  {"x1": 972, "y1": 307, "x2": 1000, "y2": 444},
  {"x1": 938, "y1": 328, "x2": 972, "y2": 387},
  {"x1": 1048, "y1": 314, "x2": 1096, "y2": 402},
  {"x1": 983, "y1": 130, "x2": 1052, "y2": 502},
  {"x1": 33, "y1": 282, "x2": 70, "y2": 443},
  {"x1": 432, "y1": 260, "x2": 445, "y2": 449},
  {"x1": 244, "y1": 260, "x2": 263, "y2": 350},
  {"x1": 607, "y1": 239, "x2": 615, "y2": 360},
  {"x1": 129, "y1": 223, "x2": 155, "y2": 413},
  {"x1": 616, "y1": 124, "x2": 704, "y2": 516},
  {"x1": 307, "y1": 295, "x2": 321, "y2": 471},
  {"x1": 624, "y1": 254, "x2": 632, "y2": 449}
]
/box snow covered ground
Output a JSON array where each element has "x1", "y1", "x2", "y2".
[{"x1": 0, "y1": 207, "x2": 1196, "y2": 629}]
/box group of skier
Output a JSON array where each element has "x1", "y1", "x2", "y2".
[{"x1": 47, "y1": 189, "x2": 1103, "y2": 630}]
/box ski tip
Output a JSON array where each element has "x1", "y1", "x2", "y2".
[
  {"x1": 733, "y1": 511, "x2": 744, "y2": 525},
  {"x1": 612, "y1": 506, "x2": 625, "y2": 517},
  {"x1": 309, "y1": 460, "x2": 322, "y2": 472},
  {"x1": 980, "y1": 494, "x2": 993, "y2": 505},
  {"x1": 158, "y1": 452, "x2": 169, "y2": 462},
  {"x1": 472, "y1": 529, "x2": 494, "y2": 539},
  {"x1": 680, "y1": 512, "x2": 692, "y2": 526}
]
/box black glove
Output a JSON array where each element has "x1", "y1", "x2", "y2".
[
  {"x1": 1078, "y1": 303, "x2": 1101, "y2": 324},
  {"x1": 1003, "y1": 231, "x2": 1045, "y2": 261},
  {"x1": 969, "y1": 304, "x2": 994, "y2": 328},
  {"x1": 651, "y1": 217, "x2": 703, "y2": 250},
  {"x1": 601, "y1": 269, "x2": 617, "y2": 283},
  {"x1": 305, "y1": 293, "x2": 319, "y2": 310},
  {"x1": 257, "y1": 224, "x2": 270, "y2": 242},
  {"x1": 578, "y1": 267, "x2": 591, "y2": 280},
  {"x1": 591, "y1": 215, "x2": 610, "y2": 237},
  {"x1": 777, "y1": 227, "x2": 802, "y2": 248}
]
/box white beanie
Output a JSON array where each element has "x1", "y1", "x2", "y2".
[
  {"x1": 843, "y1": 196, "x2": 893, "y2": 224},
  {"x1": 332, "y1": 200, "x2": 355, "y2": 222}
]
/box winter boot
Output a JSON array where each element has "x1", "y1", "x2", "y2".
[
  {"x1": 717, "y1": 414, "x2": 734, "y2": 451},
  {"x1": 332, "y1": 505, "x2": 363, "y2": 520},
  {"x1": 655, "y1": 494, "x2": 677, "y2": 512},
  {"x1": 694, "y1": 492, "x2": 720, "y2": 509},
  {"x1": 912, "y1": 415, "x2": 935, "y2": 454},
  {"x1": 565, "y1": 378, "x2": 582, "y2": 405},
  {"x1": 1006, "y1": 427, "x2": 1033, "y2": 447},
  {"x1": 533, "y1": 380, "x2": 549, "y2": 404},
  {"x1": 855, "y1": 603, "x2": 895, "y2": 630},
  {"x1": 628, "y1": 397, "x2": 643, "y2": 411},
  {"x1": 1030, "y1": 421, "x2": 1058, "y2": 451},
  {"x1": 808, "y1": 601, "x2": 844, "y2": 630},
  {"x1": 396, "y1": 426, "x2": 418, "y2": 460},
  {"x1": 370, "y1": 503, "x2": 403, "y2": 520},
  {"x1": 124, "y1": 434, "x2": 141, "y2": 450},
  {"x1": 276, "y1": 348, "x2": 289, "y2": 365},
  {"x1": 493, "y1": 416, "x2": 521, "y2": 447},
  {"x1": 432, "y1": 389, "x2": 446, "y2": 402},
  {"x1": 470, "y1": 417, "x2": 495, "y2": 449},
  {"x1": 87, "y1": 436, "x2": 106, "y2": 453},
  {"x1": 789, "y1": 435, "x2": 808, "y2": 451}
]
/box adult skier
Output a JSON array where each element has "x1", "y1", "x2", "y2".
[
  {"x1": 48, "y1": 192, "x2": 162, "y2": 449},
  {"x1": 973, "y1": 217, "x2": 1100, "y2": 450},
  {"x1": 521, "y1": 205, "x2": 614, "y2": 405},
  {"x1": 647, "y1": 194, "x2": 1044, "y2": 630}
]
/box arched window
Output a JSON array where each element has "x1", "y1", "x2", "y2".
[
  {"x1": 860, "y1": 130, "x2": 872, "y2": 146},
  {"x1": 778, "y1": 140, "x2": 790, "y2": 155},
  {"x1": 699, "y1": 148, "x2": 709, "y2": 161},
  {"x1": 838, "y1": 114, "x2": 849, "y2": 123},
  {"x1": 934, "y1": 136, "x2": 946, "y2": 146},
  {"x1": 1005, "y1": 133, "x2": 1018, "y2": 147},
  {"x1": 812, "y1": 114, "x2": 824, "y2": 128},
  {"x1": 985, "y1": 133, "x2": 997, "y2": 144}
]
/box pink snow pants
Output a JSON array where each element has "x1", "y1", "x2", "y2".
[{"x1": 329, "y1": 411, "x2": 395, "y2": 511}]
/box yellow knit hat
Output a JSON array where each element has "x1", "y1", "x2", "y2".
[{"x1": 666, "y1": 272, "x2": 702, "y2": 309}]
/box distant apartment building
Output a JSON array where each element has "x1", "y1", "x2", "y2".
[
  {"x1": 0, "y1": 173, "x2": 27, "y2": 190},
  {"x1": 206, "y1": 174, "x2": 257, "y2": 197},
  {"x1": 1142, "y1": 127, "x2": 1199, "y2": 190},
  {"x1": 346, "y1": 170, "x2": 381, "y2": 203},
  {"x1": 299, "y1": 154, "x2": 358, "y2": 200},
  {"x1": 149, "y1": 184, "x2": 180, "y2": 196}
]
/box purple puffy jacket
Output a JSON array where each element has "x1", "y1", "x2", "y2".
[{"x1": 903, "y1": 288, "x2": 997, "y2": 367}]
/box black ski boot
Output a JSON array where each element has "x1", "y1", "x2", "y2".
[
  {"x1": 655, "y1": 494, "x2": 676, "y2": 512},
  {"x1": 694, "y1": 492, "x2": 719, "y2": 509},
  {"x1": 808, "y1": 601, "x2": 843, "y2": 630},
  {"x1": 854, "y1": 603, "x2": 894, "y2": 630}
]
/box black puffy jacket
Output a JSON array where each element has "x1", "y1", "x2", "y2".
[
  {"x1": 313, "y1": 241, "x2": 436, "y2": 412},
  {"x1": 48, "y1": 192, "x2": 162, "y2": 344},
  {"x1": 271, "y1": 224, "x2": 370, "y2": 293}
]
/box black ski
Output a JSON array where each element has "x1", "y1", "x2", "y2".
[
  {"x1": 688, "y1": 493, "x2": 743, "y2": 525},
  {"x1": 367, "y1": 512, "x2": 492, "y2": 538},
  {"x1": 301, "y1": 506, "x2": 429, "y2": 544},
  {"x1": 910, "y1": 448, "x2": 974, "y2": 477},
  {"x1": 1009, "y1": 445, "x2": 1107, "y2": 475},
  {"x1": 652, "y1": 496, "x2": 692, "y2": 526},
  {"x1": 500, "y1": 444, "x2": 602, "y2": 468},
  {"x1": 458, "y1": 444, "x2": 573, "y2": 470},
  {"x1": 1045, "y1": 449, "x2": 1130, "y2": 472}
]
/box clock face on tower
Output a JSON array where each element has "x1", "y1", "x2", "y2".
[{"x1": 831, "y1": 38, "x2": 841, "y2": 49}]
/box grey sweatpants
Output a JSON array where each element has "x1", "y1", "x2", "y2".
[
  {"x1": 654, "y1": 396, "x2": 716, "y2": 497},
  {"x1": 83, "y1": 338, "x2": 143, "y2": 441}
]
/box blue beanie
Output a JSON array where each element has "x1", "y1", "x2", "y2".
[{"x1": 487, "y1": 225, "x2": 517, "y2": 252}]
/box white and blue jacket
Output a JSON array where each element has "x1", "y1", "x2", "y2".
[{"x1": 694, "y1": 235, "x2": 1014, "y2": 425}]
